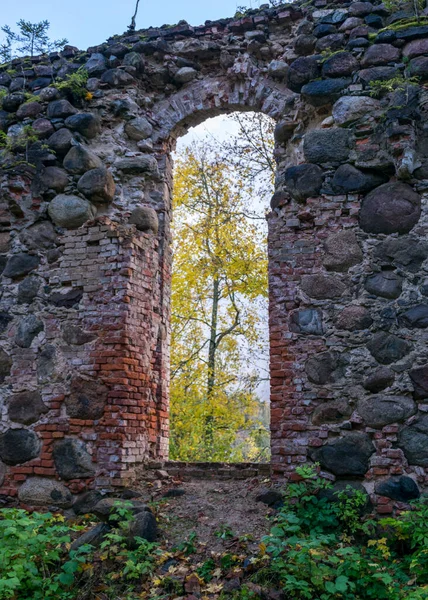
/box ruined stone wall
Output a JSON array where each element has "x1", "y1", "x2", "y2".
[{"x1": 0, "y1": 0, "x2": 428, "y2": 513}]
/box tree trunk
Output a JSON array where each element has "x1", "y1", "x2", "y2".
[{"x1": 204, "y1": 276, "x2": 220, "y2": 454}]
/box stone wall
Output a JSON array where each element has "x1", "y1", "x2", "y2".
[{"x1": 0, "y1": 0, "x2": 428, "y2": 513}]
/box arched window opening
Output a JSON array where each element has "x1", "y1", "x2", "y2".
[{"x1": 169, "y1": 112, "x2": 275, "y2": 463}]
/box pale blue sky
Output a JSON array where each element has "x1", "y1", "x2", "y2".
[{"x1": 1, "y1": 0, "x2": 263, "y2": 51}]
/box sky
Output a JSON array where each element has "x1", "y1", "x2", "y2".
[{"x1": 0, "y1": 0, "x2": 264, "y2": 51}]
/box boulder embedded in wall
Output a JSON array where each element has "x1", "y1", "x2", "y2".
[
  {"x1": 0, "y1": 231, "x2": 10, "y2": 253},
  {"x1": 332, "y1": 96, "x2": 382, "y2": 126},
  {"x1": 367, "y1": 332, "x2": 411, "y2": 364},
  {"x1": 53, "y1": 439, "x2": 95, "y2": 480},
  {"x1": 3, "y1": 253, "x2": 40, "y2": 279},
  {"x1": 303, "y1": 129, "x2": 351, "y2": 164},
  {"x1": 289, "y1": 309, "x2": 323, "y2": 335},
  {"x1": 357, "y1": 395, "x2": 416, "y2": 428},
  {"x1": 85, "y1": 53, "x2": 107, "y2": 76},
  {"x1": 0, "y1": 429, "x2": 41, "y2": 465},
  {"x1": 359, "y1": 182, "x2": 421, "y2": 235},
  {"x1": 409, "y1": 364, "x2": 428, "y2": 399},
  {"x1": 48, "y1": 194, "x2": 96, "y2": 228},
  {"x1": 15, "y1": 315, "x2": 44, "y2": 348},
  {"x1": 312, "y1": 400, "x2": 352, "y2": 425},
  {"x1": 8, "y1": 390, "x2": 48, "y2": 425},
  {"x1": 399, "y1": 305, "x2": 428, "y2": 328},
  {"x1": 174, "y1": 67, "x2": 198, "y2": 84},
  {"x1": 125, "y1": 117, "x2": 153, "y2": 141},
  {"x1": 375, "y1": 476, "x2": 420, "y2": 502},
  {"x1": 301, "y1": 78, "x2": 351, "y2": 107},
  {"x1": 63, "y1": 145, "x2": 103, "y2": 174},
  {"x1": 115, "y1": 156, "x2": 159, "y2": 177},
  {"x1": 16, "y1": 101, "x2": 42, "y2": 120},
  {"x1": 47, "y1": 99, "x2": 78, "y2": 119},
  {"x1": 100, "y1": 68, "x2": 135, "y2": 87},
  {"x1": 36, "y1": 167, "x2": 69, "y2": 193},
  {"x1": 73, "y1": 490, "x2": 103, "y2": 515},
  {"x1": 408, "y1": 56, "x2": 428, "y2": 81},
  {"x1": 286, "y1": 56, "x2": 321, "y2": 92},
  {"x1": 62, "y1": 324, "x2": 96, "y2": 345},
  {"x1": 403, "y1": 38, "x2": 428, "y2": 58},
  {"x1": 375, "y1": 236, "x2": 428, "y2": 273},
  {"x1": 305, "y1": 351, "x2": 340, "y2": 384},
  {"x1": 18, "y1": 477, "x2": 74, "y2": 508},
  {"x1": 0, "y1": 349, "x2": 12, "y2": 383},
  {"x1": 283, "y1": 163, "x2": 323, "y2": 202},
  {"x1": 49, "y1": 288, "x2": 83, "y2": 308},
  {"x1": 365, "y1": 271, "x2": 403, "y2": 299},
  {"x1": 77, "y1": 168, "x2": 116, "y2": 203},
  {"x1": 322, "y1": 52, "x2": 359, "y2": 77},
  {"x1": 301, "y1": 274, "x2": 346, "y2": 299},
  {"x1": 323, "y1": 230, "x2": 363, "y2": 272},
  {"x1": 129, "y1": 206, "x2": 159, "y2": 234},
  {"x1": 336, "y1": 305, "x2": 373, "y2": 331},
  {"x1": 17, "y1": 276, "x2": 41, "y2": 304},
  {"x1": 361, "y1": 44, "x2": 401, "y2": 66},
  {"x1": 363, "y1": 367, "x2": 395, "y2": 393},
  {"x1": 65, "y1": 376, "x2": 108, "y2": 420},
  {"x1": 310, "y1": 432, "x2": 375, "y2": 476},
  {"x1": 397, "y1": 415, "x2": 428, "y2": 466},
  {"x1": 0, "y1": 461, "x2": 5, "y2": 486},
  {"x1": 274, "y1": 120, "x2": 298, "y2": 144},
  {"x1": 268, "y1": 59, "x2": 289, "y2": 78},
  {"x1": 48, "y1": 128, "x2": 74, "y2": 156},
  {"x1": 37, "y1": 344, "x2": 56, "y2": 383},
  {"x1": 65, "y1": 113, "x2": 101, "y2": 139},
  {"x1": 332, "y1": 164, "x2": 387, "y2": 193}
]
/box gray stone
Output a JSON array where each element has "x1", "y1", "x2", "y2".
[
  {"x1": 92, "y1": 498, "x2": 151, "y2": 522},
  {"x1": 47, "y1": 99, "x2": 78, "y2": 119},
  {"x1": 129, "y1": 206, "x2": 159, "y2": 233},
  {"x1": 332, "y1": 164, "x2": 386, "y2": 193},
  {"x1": 32, "y1": 118, "x2": 55, "y2": 139},
  {"x1": 398, "y1": 415, "x2": 428, "y2": 466},
  {"x1": 101, "y1": 68, "x2": 135, "y2": 87},
  {"x1": 289, "y1": 309, "x2": 323, "y2": 335},
  {"x1": 375, "y1": 237, "x2": 428, "y2": 273},
  {"x1": 318, "y1": 480, "x2": 370, "y2": 505},
  {"x1": 63, "y1": 145, "x2": 103, "y2": 174},
  {"x1": 358, "y1": 66, "x2": 399, "y2": 84},
  {"x1": 49, "y1": 288, "x2": 83, "y2": 308},
  {"x1": 115, "y1": 156, "x2": 159, "y2": 177},
  {"x1": 367, "y1": 332, "x2": 411, "y2": 364},
  {"x1": 123, "y1": 52, "x2": 145, "y2": 73},
  {"x1": 305, "y1": 351, "x2": 340, "y2": 384},
  {"x1": 349, "y1": 2, "x2": 374, "y2": 16},
  {"x1": 85, "y1": 53, "x2": 107, "y2": 76},
  {"x1": 409, "y1": 364, "x2": 428, "y2": 400},
  {"x1": 65, "y1": 376, "x2": 108, "y2": 420},
  {"x1": 360, "y1": 182, "x2": 421, "y2": 235},
  {"x1": 0, "y1": 349, "x2": 12, "y2": 383},
  {"x1": 37, "y1": 344, "x2": 56, "y2": 383},
  {"x1": 399, "y1": 305, "x2": 428, "y2": 328},
  {"x1": 336, "y1": 305, "x2": 373, "y2": 331},
  {"x1": 274, "y1": 120, "x2": 298, "y2": 144},
  {"x1": 375, "y1": 476, "x2": 420, "y2": 502},
  {"x1": 16, "y1": 102, "x2": 42, "y2": 120},
  {"x1": 65, "y1": 113, "x2": 101, "y2": 139},
  {"x1": 283, "y1": 163, "x2": 323, "y2": 202},
  {"x1": 124, "y1": 117, "x2": 153, "y2": 141},
  {"x1": 3, "y1": 253, "x2": 39, "y2": 279},
  {"x1": 322, "y1": 52, "x2": 360, "y2": 77},
  {"x1": 20, "y1": 221, "x2": 56, "y2": 251},
  {"x1": 363, "y1": 367, "x2": 395, "y2": 393},
  {"x1": 126, "y1": 511, "x2": 158, "y2": 547},
  {"x1": 365, "y1": 271, "x2": 402, "y2": 299},
  {"x1": 73, "y1": 490, "x2": 103, "y2": 515},
  {"x1": 408, "y1": 56, "x2": 428, "y2": 81},
  {"x1": 403, "y1": 38, "x2": 428, "y2": 59},
  {"x1": 287, "y1": 56, "x2": 321, "y2": 93},
  {"x1": 315, "y1": 33, "x2": 345, "y2": 53},
  {"x1": 0, "y1": 231, "x2": 10, "y2": 253},
  {"x1": 2, "y1": 92, "x2": 25, "y2": 112},
  {"x1": 302, "y1": 78, "x2": 351, "y2": 107},
  {"x1": 268, "y1": 60, "x2": 289, "y2": 78},
  {"x1": 77, "y1": 168, "x2": 116, "y2": 203},
  {"x1": 71, "y1": 523, "x2": 111, "y2": 551},
  {"x1": 255, "y1": 488, "x2": 283, "y2": 506},
  {"x1": 312, "y1": 400, "x2": 352, "y2": 425},
  {"x1": 48, "y1": 194, "x2": 96, "y2": 228},
  {"x1": 37, "y1": 167, "x2": 69, "y2": 193},
  {"x1": 362, "y1": 44, "x2": 401, "y2": 66},
  {"x1": 332, "y1": 95, "x2": 382, "y2": 126},
  {"x1": 18, "y1": 477, "x2": 74, "y2": 508},
  {"x1": 323, "y1": 230, "x2": 363, "y2": 272},
  {"x1": 0, "y1": 429, "x2": 41, "y2": 465},
  {"x1": 48, "y1": 128, "x2": 74, "y2": 156},
  {"x1": 53, "y1": 439, "x2": 95, "y2": 480},
  {"x1": 8, "y1": 390, "x2": 48, "y2": 425},
  {"x1": 15, "y1": 315, "x2": 44, "y2": 348},
  {"x1": 301, "y1": 274, "x2": 346, "y2": 299},
  {"x1": 303, "y1": 129, "x2": 351, "y2": 164},
  {"x1": 0, "y1": 312, "x2": 12, "y2": 334},
  {"x1": 0, "y1": 461, "x2": 5, "y2": 486},
  {"x1": 310, "y1": 432, "x2": 375, "y2": 476},
  {"x1": 357, "y1": 395, "x2": 416, "y2": 428},
  {"x1": 174, "y1": 67, "x2": 197, "y2": 84},
  {"x1": 62, "y1": 324, "x2": 96, "y2": 345}
]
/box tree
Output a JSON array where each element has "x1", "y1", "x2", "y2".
[
  {"x1": 0, "y1": 20, "x2": 68, "y2": 60},
  {"x1": 170, "y1": 143, "x2": 270, "y2": 462}
]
